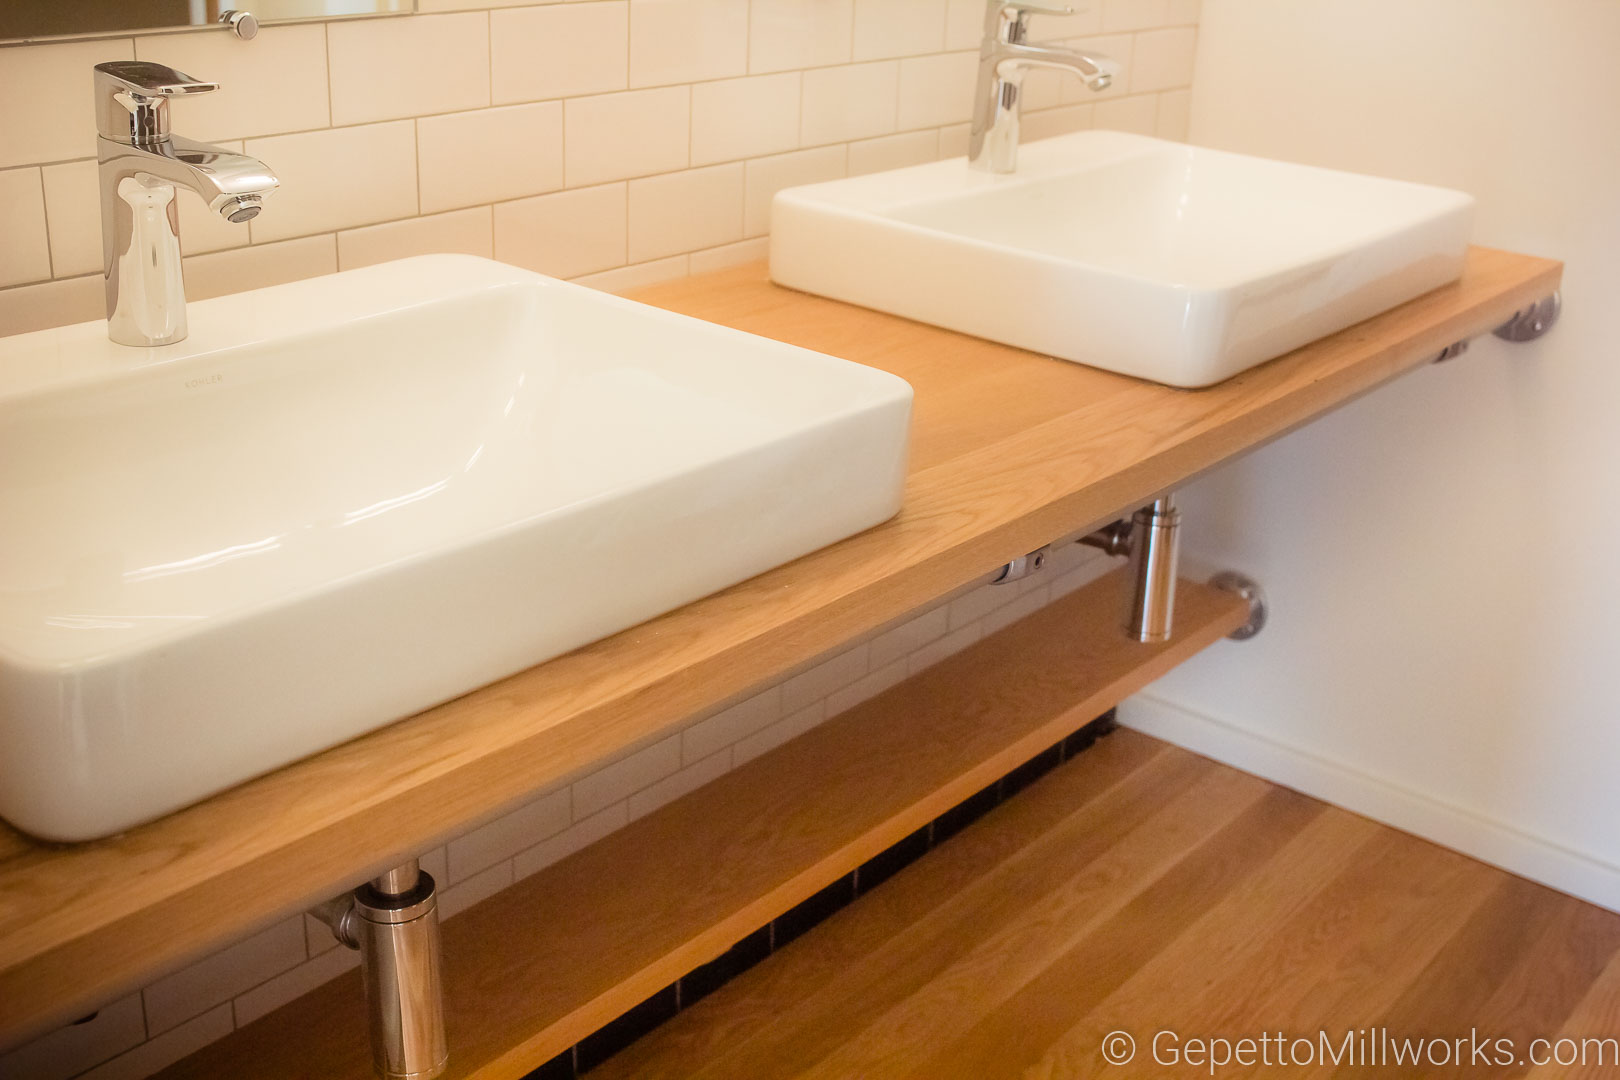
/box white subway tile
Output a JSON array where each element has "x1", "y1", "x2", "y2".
[
  {"x1": 691, "y1": 73, "x2": 801, "y2": 166},
  {"x1": 628, "y1": 749, "x2": 732, "y2": 820},
  {"x1": 245, "y1": 122, "x2": 418, "y2": 242},
  {"x1": 0, "y1": 994, "x2": 145, "y2": 1080},
  {"x1": 627, "y1": 163, "x2": 744, "y2": 262},
  {"x1": 574, "y1": 255, "x2": 690, "y2": 293},
  {"x1": 781, "y1": 644, "x2": 869, "y2": 713},
  {"x1": 420, "y1": 848, "x2": 449, "y2": 888},
  {"x1": 572, "y1": 735, "x2": 682, "y2": 818},
  {"x1": 494, "y1": 182, "x2": 627, "y2": 278},
  {"x1": 1022, "y1": 102, "x2": 1095, "y2": 141},
  {"x1": 1156, "y1": 87, "x2": 1191, "y2": 140},
  {"x1": 39, "y1": 160, "x2": 100, "y2": 278},
  {"x1": 328, "y1": 13, "x2": 489, "y2": 125},
  {"x1": 1131, "y1": 26, "x2": 1197, "y2": 91},
  {"x1": 232, "y1": 944, "x2": 359, "y2": 1028},
  {"x1": 513, "y1": 802, "x2": 628, "y2": 879},
  {"x1": 688, "y1": 236, "x2": 770, "y2": 273},
  {"x1": 491, "y1": 2, "x2": 629, "y2": 104},
  {"x1": 0, "y1": 274, "x2": 101, "y2": 336},
  {"x1": 749, "y1": 0, "x2": 853, "y2": 73},
  {"x1": 733, "y1": 702, "x2": 827, "y2": 764},
  {"x1": 79, "y1": 1005, "x2": 234, "y2": 1080},
  {"x1": 304, "y1": 913, "x2": 340, "y2": 957},
  {"x1": 897, "y1": 51, "x2": 978, "y2": 130},
  {"x1": 1166, "y1": 0, "x2": 1201, "y2": 25},
  {"x1": 825, "y1": 658, "x2": 909, "y2": 717},
  {"x1": 982, "y1": 584, "x2": 1051, "y2": 635},
  {"x1": 565, "y1": 87, "x2": 690, "y2": 186},
  {"x1": 743, "y1": 144, "x2": 846, "y2": 236},
  {"x1": 868, "y1": 605, "x2": 950, "y2": 669},
  {"x1": 143, "y1": 917, "x2": 306, "y2": 1034},
  {"x1": 938, "y1": 121, "x2": 971, "y2": 158},
  {"x1": 133, "y1": 24, "x2": 329, "y2": 141},
  {"x1": 853, "y1": 0, "x2": 946, "y2": 59},
  {"x1": 801, "y1": 61, "x2": 899, "y2": 145},
  {"x1": 0, "y1": 38, "x2": 129, "y2": 169},
  {"x1": 0, "y1": 168, "x2": 51, "y2": 287},
  {"x1": 337, "y1": 207, "x2": 494, "y2": 270},
  {"x1": 948, "y1": 580, "x2": 1020, "y2": 630},
  {"x1": 681, "y1": 687, "x2": 781, "y2": 764},
  {"x1": 1103, "y1": 0, "x2": 1169, "y2": 31},
  {"x1": 419, "y1": 102, "x2": 563, "y2": 212},
  {"x1": 907, "y1": 621, "x2": 982, "y2": 674},
  {"x1": 629, "y1": 0, "x2": 749, "y2": 88},
  {"x1": 447, "y1": 786, "x2": 571, "y2": 883},
  {"x1": 419, "y1": 0, "x2": 541, "y2": 9},
  {"x1": 438, "y1": 860, "x2": 515, "y2": 919},
  {"x1": 1021, "y1": 68, "x2": 1066, "y2": 111},
  {"x1": 1048, "y1": 552, "x2": 1115, "y2": 599},
  {"x1": 1095, "y1": 92, "x2": 1158, "y2": 133},
  {"x1": 848, "y1": 129, "x2": 938, "y2": 175},
  {"x1": 184, "y1": 234, "x2": 338, "y2": 301},
  {"x1": 944, "y1": 0, "x2": 982, "y2": 49}
]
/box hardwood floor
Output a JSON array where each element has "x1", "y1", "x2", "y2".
[{"x1": 589, "y1": 730, "x2": 1620, "y2": 1079}]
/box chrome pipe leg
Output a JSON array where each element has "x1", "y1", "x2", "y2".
[
  {"x1": 1125, "y1": 495, "x2": 1181, "y2": 642},
  {"x1": 312, "y1": 859, "x2": 448, "y2": 1080}
]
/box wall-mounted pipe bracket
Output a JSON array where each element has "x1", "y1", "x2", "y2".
[
  {"x1": 1208, "y1": 570, "x2": 1268, "y2": 640},
  {"x1": 311, "y1": 859, "x2": 449, "y2": 1080},
  {"x1": 1493, "y1": 291, "x2": 1561, "y2": 342},
  {"x1": 1433, "y1": 290, "x2": 1561, "y2": 363}
]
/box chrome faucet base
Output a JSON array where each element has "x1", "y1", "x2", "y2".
[
  {"x1": 968, "y1": 1, "x2": 1118, "y2": 174},
  {"x1": 94, "y1": 61, "x2": 277, "y2": 347}
]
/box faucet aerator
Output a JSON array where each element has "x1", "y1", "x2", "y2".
[
  {"x1": 1089, "y1": 73, "x2": 1112, "y2": 91},
  {"x1": 223, "y1": 196, "x2": 263, "y2": 224}
]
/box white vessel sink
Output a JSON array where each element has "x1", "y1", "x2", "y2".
[
  {"x1": 770, "y1": 130, "x2": 1475, "y2": 387},
  {"x1": 0, "y1": 256, "x2": 912, "y2": 841}
]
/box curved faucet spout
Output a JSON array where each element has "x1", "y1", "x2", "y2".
[{"x1": 94, "y1": 61, "x2": 278, "y2": 347}]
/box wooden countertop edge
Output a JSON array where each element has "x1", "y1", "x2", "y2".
[{"x1": 0, "y1": 247, "x2": 1563, "y2": 1046}]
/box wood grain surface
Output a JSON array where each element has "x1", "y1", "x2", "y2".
[{"x1": 0, "y1": 247, "x2": 1562, "y2": 1048}]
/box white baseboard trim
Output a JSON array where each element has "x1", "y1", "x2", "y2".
[{"x1": 1121, "y1": 693, "x2": 1620, "y2": 913}]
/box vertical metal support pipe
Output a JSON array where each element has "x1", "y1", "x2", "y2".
[
  {"x1": 352, "y1": 859, "x2": 449, "y2": 1080},
  {"x1": 1125, "y1": 495, "x2": 1181, "y2": 642}
]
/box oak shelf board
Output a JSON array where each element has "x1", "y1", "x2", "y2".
[
  {"x1": 0, "y1": 245, "x2": 1561, "y2": 1046},
  {"x1": 154, "y1": 570, "x2": 1248, "y2": 1080}
]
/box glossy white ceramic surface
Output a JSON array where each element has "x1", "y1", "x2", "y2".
[
  {"x1": 0, "y1": 256, "x2": 913, "y2": 840},
  {"x1": 770, "y1": 130, "x2": 1475, "y2": 387}
]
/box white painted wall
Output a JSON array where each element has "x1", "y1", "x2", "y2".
[{"x1": 1125, "y1": 0, "x2": 1620, "y2": 908}]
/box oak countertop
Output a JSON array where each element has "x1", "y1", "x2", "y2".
[{"x1": 0, "y1": 248, "x2": 1562, "y2": 1046}]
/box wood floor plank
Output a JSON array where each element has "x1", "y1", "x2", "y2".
[
  {"x1": 1020, "y1": 805, "x2": 1385, "y2": 1080},
  {"x1": 605, "y1": 730, "x2": 1620, "y2": 1080},
  {"x1": 899, "y1": 786, "x2": 1328, "y2": 1080},
  {"x1": 786, "y1": 766, "x2": 1274, "y2": 1079}
]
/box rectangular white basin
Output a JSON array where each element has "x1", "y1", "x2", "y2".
[
  {"x1": 770, "y1": 130, "x2": 1475, "y2": 387},
  {"x1": 0, "y1": 256, "x2": 913, "y2": 840}
]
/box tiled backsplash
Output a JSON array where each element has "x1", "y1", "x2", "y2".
[{"x1": 0, "y1": 0, "x2": 1198, "y2": 335}]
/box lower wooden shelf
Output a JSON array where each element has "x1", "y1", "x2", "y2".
[{"x1": 155, "y1": 569, "x2": 1247, "y2": 1080}]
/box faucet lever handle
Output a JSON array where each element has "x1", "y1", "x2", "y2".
[
  {"x1": 986, "y1": 0, "x2": 1076, "y2": 44},
  {"x1": 94, "y1": 61, "x2": 219, "y2": 143}
]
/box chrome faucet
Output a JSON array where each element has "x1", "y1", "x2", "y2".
[
  {"x1": 95, "y1": 61, "x2": 278, "y2": 347},
  {"x1": 968, "y1": 0, "x2": 1119, "y2": 174}
]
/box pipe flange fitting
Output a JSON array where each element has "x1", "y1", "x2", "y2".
[
  {"x1": 1208, "y1": 570, "x2": 1267, "y2": 641},
  {"x1": 1493, "y1": 291, "x2": 1561, "y2": 343}
]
